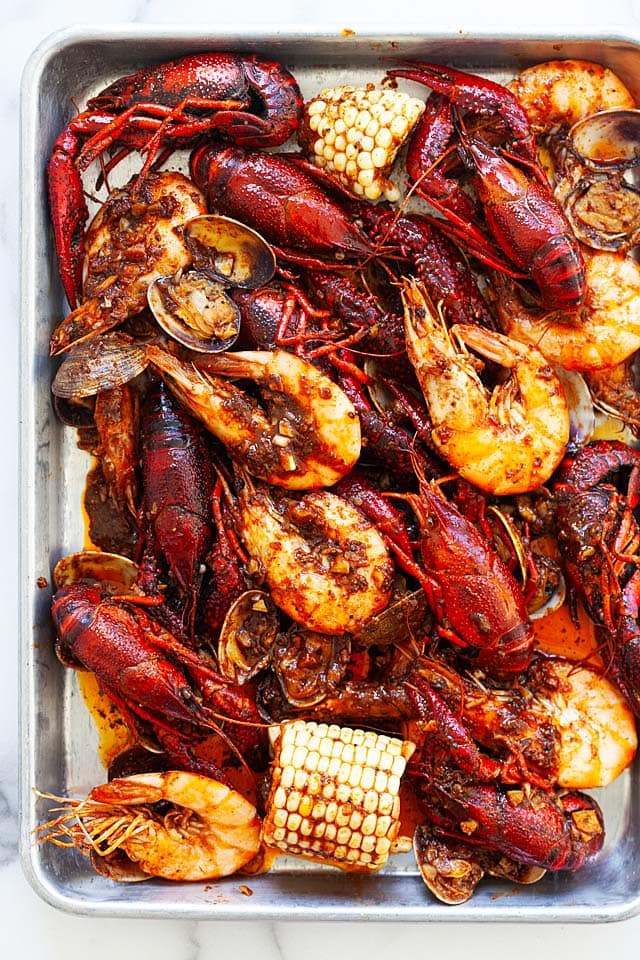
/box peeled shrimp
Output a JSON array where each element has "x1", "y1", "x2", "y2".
[
  {"x1": 461, "y1": 659, "x2": 636, "y2": 789},
  {"x1": 50, "y1": 171, "x2": 206, "y2": 355},
  {"x1": 146, "y1": 346, "x2": 361, "y2": 489},
  {"x1": 541, "y1": 661, "x2": 637, "y2": 789},
  {"x1": 234, "y1": 474, "x2": 393, "y2": 634},
  {"x1": 38, "y1": 771, "x2": 261, "y2": 882},
  {"x1": 402, "y1": 279, "x2": 569, "y2": 495},
  {"x1": 491, "y1": 251, "x2": 640, "y2": 371},
  {"x1": 508, "y1": 59, "x2": 635, "y2": 135}
]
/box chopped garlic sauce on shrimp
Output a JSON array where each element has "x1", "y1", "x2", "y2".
[
  {"x1": 402, "y1": 278, "x2": 569, "y2": 495},
  {"x1": 146, "y1": 346, "x2": 361, "y2": 489},
  {"x1": 50, "y1": 172, "x2": 206, "y2": 355},
  {"x1": 235, "y1": 475, "x2": 393, "y2": 634}
]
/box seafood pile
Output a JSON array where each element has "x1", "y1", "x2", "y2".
[{"x1": 39, "y1": 52, "x2": 640, "y2": 905}]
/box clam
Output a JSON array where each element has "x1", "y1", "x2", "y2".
[
  {"x1": 568, "y1": 109, "x2": 640, "y2": 170},
  {"x1": 184, "y1": 215, "x2": 276, "y2": 289},
  {"x1": 560, "y1": 109, "x2": 640, "y2": 251},
  {"x1": 413, "y1": 823, "x2": 546, "y2": 905},
  {"x1": 413, "y1": 823, "x2": 484, "y2": 905},
  {"x1": 147, "y1": 270, "x2": 241, "y2": 353},
  {"x1": 217, "y1": 590, "x2": 279, "y2": 684},
  {"x1": 272, "y1": 626, "x2": 350, "y2": 708},
  {"x1": 52, "y1": 333, "x2": 147, "y2": 399},
  {"x1": 528, "y1": 561, "x2": 566, "y2": 621},
  {"x1": 53, "y1": 550, "x2": 140, "y2": 594},
  {"x1": 561, "y1": 176, "x2": 640, "y2": 251}
]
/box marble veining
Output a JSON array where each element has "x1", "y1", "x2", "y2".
[{"x1": 7, "y1": 2, "x2": 640, "y2": 955}]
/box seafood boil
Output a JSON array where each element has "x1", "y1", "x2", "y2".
[{"x1": 39, "y1": 52, "x2": 640, "y2": 906}]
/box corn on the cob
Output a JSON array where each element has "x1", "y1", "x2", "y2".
[
  {"x1": 299, "y1": 85, "x2": 426, "y2": 201},
  {"x1": 262, "y1": 720, "x2": 415, "y2": 872}
]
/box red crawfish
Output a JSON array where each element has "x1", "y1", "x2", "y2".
[
  {"x1": 51, "y1": 583, "x2": 264, "y2": 770},
  {"x1": 386, "y1": 62, "x2": 586, "y2": 309},
  {"x1": 140, "y1": 381, "x2": 214, "y2": 623},
  {"x1": 190, "y1": 145, "x2": 375, "y2": 267},
  {"x1": 388, "y1": 478, "x2": 534, "y2": 674},
  {"x1": 406, "y1": 674, "x2": 605, "y2": 878},
  {"x1": 554, "y1": 439, "x2": 640, "y2": 714},
  {"x1": 354, "y1": 207, "x2": 499, "y2": 330},
  {"x1": 48, "y1": 53, "x2": 302, "y2": 309}
]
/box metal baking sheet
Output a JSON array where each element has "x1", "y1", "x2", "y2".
[{"x1": 19, "y1": 25, "x2": 640, "y2": 920}]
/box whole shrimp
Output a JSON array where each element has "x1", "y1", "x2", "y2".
[
  {"x1": 38, "y1": 771, "x2": 261, "y2": 881},
  {"x1": 50, "y1": 171, "x2": 207, "y2": 355},
  {"x1": 145, "y1": 345, "x2": 361, "y2": 489},
  {"x1": 490, "y1": 251, "x2": 640, "y2": 371},
  {"x1": 401, "y1": 279, "x2": 569, "y2": 495},
  {"x1": 231, "y1": 472, "x2": 394, "y2": 635}
]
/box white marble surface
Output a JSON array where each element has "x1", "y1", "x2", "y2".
[{"x1": 7, "y1": 0, "x2": 640, "y2": 953}]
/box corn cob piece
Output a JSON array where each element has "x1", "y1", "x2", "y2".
[
  {"x1": 299, "y1": 85, "x2": 426, "y2": 201},
  {"x1": 262, "y1": 720, "x2": 415, "y2": 872}
]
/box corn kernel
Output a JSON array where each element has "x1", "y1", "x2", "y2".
[
  {"x1": 288, "y1": 813, "x2": 302, "y2": 832},
  {"x1": 281, "y1": 766, "x2": 295, "y2": 789},
  {"x1": 371, "y1": 147, "x2": 388, "y2": 168},
  {"x1": 273, "y1": 808, "x2": 288, "y2": 828},
  {"x1": 390, "y1": 116, "x2": 408, "y2": 137},
  {"x1": 358, "y1": 169, "x2": 375, "y2": 188},
  {"x1": 307, "y1": 99, "x2": 326, "y2": 116},
  {"x1": 374, "y1": 770, "x2": 388, "y2": 792},
  {"x1": 362, "y1": 813, "x2": 377, "y2": 836},
  {"x1": 357, "y1": 151, "x2": 373, "y2": 170},
  {"x1": 345, "y1": 158, "x2": 358, "y2": 179},
  {"x1": 286, "y1": 791, "x2": 301, "y2": 813}
]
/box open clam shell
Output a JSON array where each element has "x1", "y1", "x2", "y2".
[
  {"x1": 147, "y1": 270, "x2": 241, "y2": 353},
  {"x1": 53, "y1": 550, "x2": 140, "y2": 594},
  {"x1": 217, "y1": 590, "x2": 279, "y2": 684},
  {"x1": 568, "y1": 109, "x2": 640, "y2": 169},
  {"x1": 184, "y1": 215, "x2": 276, "y2": 289},
  {"x1": 272, "y1": 627, "x2": 350, "y2": 708},
  {"x1": 562, "y1": 176, "x2": 640, "y2": 251},
  {"x1": 52, "y1": 333, "x2": 148, "y2": 399}
]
